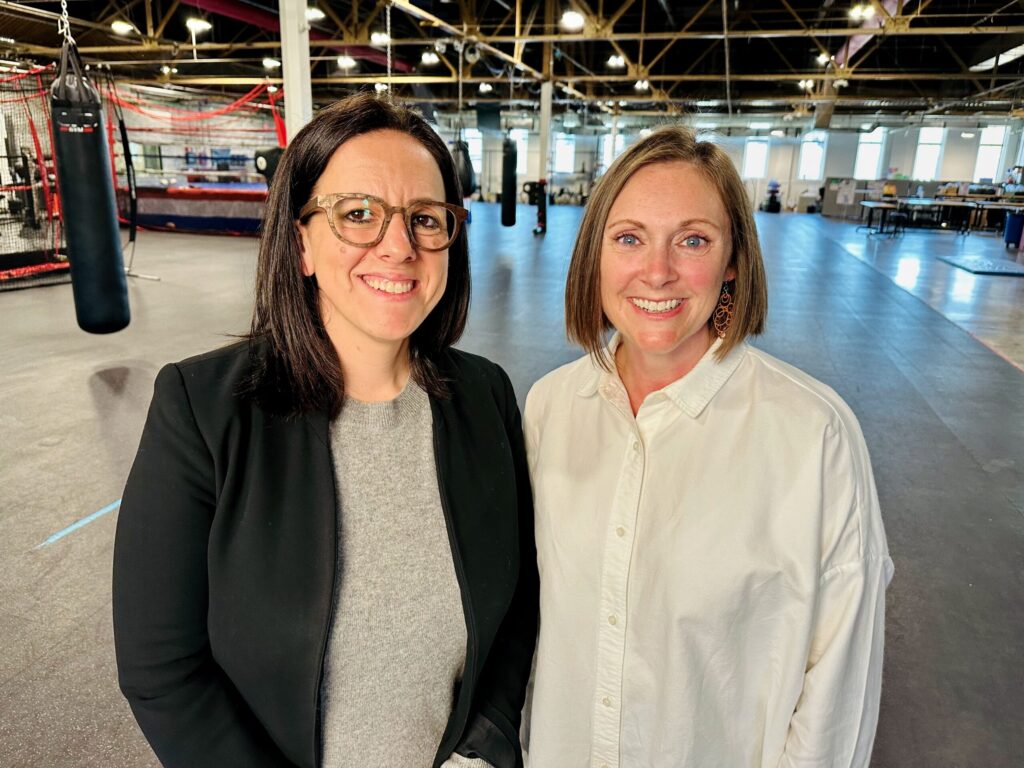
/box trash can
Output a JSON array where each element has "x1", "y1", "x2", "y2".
[{"x1": 1005, "y1": 212, "x2": 1024, "y2": 249}]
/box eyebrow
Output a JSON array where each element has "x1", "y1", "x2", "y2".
[{"x1": 605, "y1": 217, "x2": 724, "y2": 232}]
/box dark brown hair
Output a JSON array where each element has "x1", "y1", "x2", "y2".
[
  {"x1": 243, "y1": 92, "x2": 470, "y2": 416},
  {"x1": 565, "y1": 125, "x2": 768, "y2": 368}
]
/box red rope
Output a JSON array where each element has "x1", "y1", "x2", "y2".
[
  {"x1": 268, "y1": 87, "x2": 287, "y2": 147},
  {"x1": 105, "y1": 83, "x2": 269, "y2": 123}
]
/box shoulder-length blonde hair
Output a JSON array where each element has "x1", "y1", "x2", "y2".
[{"x1": 566, "y1": 125, "x2": 767, "y2": 367}]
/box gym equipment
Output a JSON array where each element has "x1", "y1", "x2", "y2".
[
  {"x1": 451, "y1": 140, "x2": 476, "y2": 197},
  {"x1": 50, "y1": 32, "x2": 130, "y2": 332},
  {"x1": 501, "y1": 138, "x2": 517, "y2": 227},
  {"x1": 523, "y1": 179, "x2": 547, "y2": 235},
  {"x1": 255, "y1": 147, "x2": 284, "y2": 185}
]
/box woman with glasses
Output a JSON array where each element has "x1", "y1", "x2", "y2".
[{"x1": 113, "y1": 92, "x2": 537, "y2": 768}]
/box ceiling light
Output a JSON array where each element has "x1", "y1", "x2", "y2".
[
  {"x1": 337, "y1": 55, "x2": 357, "y2": 70},
  {"x1": 560, "y1": 10, "x2": 585, "y2": 32},
  {"x1": 862, "y1": 5, "x2": 875, "y2": 18},
  {"x1": 770, "y1": 129, "x2": 785, "y2": 137},
  {"x1": 305, "y1": 6, "x2": 325, "y2": 22},
  {"x1": 834, "y1": 78, "x2": 849, "y2": 88},
  {"x1": 970, "y1": 43, "x2": 1024, "y2": 72},
  {"x1": 185, "y1": 17, "x2": 212, "y2": 34},
  {"x1": 607, "y1": 54, "x2": 625, "y2": 68},
  {"x1": 262, "y1": 57, "x2": 281, "y2": 69},
  {"x1": 370, "y1": 31, "x2": 390, "y2": 45},
  {"x1": 797, "y1": 79, "x2": 814, "y2": 90},
  {"x1": 618, "y1": 100, "x2": 627, "y2": 107},
  {"x1": 421, "y1": 51, "x2": 440, "y2": 66},
  {"x1": 961, "y1": 131, "x2": 976, "y2": 139},
  {"x1": 479, "y1": 82, "x2": 493, "y2": 93},
  {"x1": 816, "y1": 52, "x2": 830, "y2": 65},
  {"x1": 267, "y1": 85, "x2": 278, "y2": 93},
  {"x1": 464, "y1": 45, "x2": 480, "y2": 64},
  {"x1": 110, "y1": 20, "x2": 134, "y2": 35},
  {"x1": 160, "y1": 65, "x2": 171, "y2": 74},
  {"x1": 375, "y1": 82, "x2": 389, "y2": 93},
  {"x1": 634, "y1": 79, "x2": 649, "y2": 91}
]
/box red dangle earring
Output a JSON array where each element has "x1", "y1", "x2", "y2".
[{"x1": 713, "y1": 281, "x2": 734, "y2": 339}]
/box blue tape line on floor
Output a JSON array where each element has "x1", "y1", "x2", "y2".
[{"x1": 36, "y1": 499, "x2": 122, "y2": 548}]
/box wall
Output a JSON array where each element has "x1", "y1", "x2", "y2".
[{"x1": 823, "y1": 132, "x2": 859, "y2": 178}]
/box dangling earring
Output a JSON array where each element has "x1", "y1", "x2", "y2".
[{"x1": 713, "y1": 282, "x2": 734, "y2": 339}]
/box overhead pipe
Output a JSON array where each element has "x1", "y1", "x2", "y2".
[{"x1": 176, "y1": 0, "x2": 414, "y2": 72}]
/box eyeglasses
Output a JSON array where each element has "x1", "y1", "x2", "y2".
[{"x1": 298, "y1": 193, "x2": 468, "y2": 252}]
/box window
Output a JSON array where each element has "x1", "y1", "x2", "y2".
[
  {"x1": 553, "y1": 133, "x2": 575, "y2": 174},
  {"x1": 798, "y1": 130, "x2": 827, "y2": 180},
  {"x1": 973, "y1": 125, "x2": 1006, "y2": 182},
  {"x1": 742, "y1": 139, "x2": 769, "y2": 179},
  {"x1": 508, "y1": 129, "x2": 528, "y2": 175},
  {"x1": 912, "y1": 126, "x2": 944, "y2": 181},
  {"x1": 854, "y1": 127, "x2": 886, "y2": 180},
  {"x1": 461, "y1": 128, "x2": 483, "y2": 174},
  {"x1": 599, "y1": 133, "x2": 626, "y2": 171}
]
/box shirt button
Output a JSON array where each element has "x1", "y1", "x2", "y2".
[
  {"x1": 608, "y1": 614, "x2": 618, "y2": 626},
  {"x1": 602, "y1": 696, "x2": 612, "y2": 707},
  {"x1": 632, "y1": 440, "x2": 640, "y2": 451},
  {"x1": 616, "y1": 526, "x2": 626, "y2": 537}
]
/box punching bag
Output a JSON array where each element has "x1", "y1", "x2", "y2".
[
  {"x1": 501, "y1": 138, "x2": 517, "y2": 227},
  {"x1": 451, "y1": 140, "x2": 476, "y2": 197},
  {"x1": 51, "y1": 42, "x2": 130, "y2": 333},
  {"x1": 255, "y1": 147, "x2": 284, "y2": 185}
]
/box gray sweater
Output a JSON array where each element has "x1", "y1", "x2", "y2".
[{"x1": 320, "y1": 381, "x2": 470, "y2": 767}]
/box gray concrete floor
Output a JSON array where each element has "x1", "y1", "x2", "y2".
[{"x1": 0, "y1": 205, "x2": 1021, "y2": 766}]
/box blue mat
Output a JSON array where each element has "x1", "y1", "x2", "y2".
[{"x1": 937, "y1": 254, "x2": 1024, "y2": 276}]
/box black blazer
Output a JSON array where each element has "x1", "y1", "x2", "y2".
[{"x1": 112, "y1": 341, "x2": 538, "y2": 768}]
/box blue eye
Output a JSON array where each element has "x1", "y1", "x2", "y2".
[
  {"x1": 615, "y1": 233, "x2": 640, "y2": 246},
  {"x1": 682, "y1": 235, "x2": 708, "y2": 248}
]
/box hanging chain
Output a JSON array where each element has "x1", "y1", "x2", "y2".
[
  {"x1": 57, "y1": 0, "x2": 75, "y2": 46},
  {"x1": 385, "y1": 2, "x2": 393, "y2": 101}
]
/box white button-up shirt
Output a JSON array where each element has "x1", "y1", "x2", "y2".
[{"x1": 523, "y1": 338, "x2": 893, "y2": 768}]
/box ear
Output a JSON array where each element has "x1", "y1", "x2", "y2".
[
  {"x1": 724, "y1": 263, "x2": 738, "y2": 283},
  {"x1": 295, "y1": 221, "x2": 315, "y2": 277}
]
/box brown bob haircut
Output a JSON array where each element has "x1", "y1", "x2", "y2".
[
  {"x1": 243, "y1": 91, "x2": 470, "y2": 416},
  {"x1": 565, "y1": 124, "x2": 767, "y2": 368}
]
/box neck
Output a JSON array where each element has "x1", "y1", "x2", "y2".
[
  {"x1": 615, "y1": 330, "x2": 713, "y2": 415},
  {"x1": 331, "y1": 334, "x2": 412, "y2": 403}
]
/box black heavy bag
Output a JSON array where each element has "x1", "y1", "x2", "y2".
[
  {"x1": 255, "y1": 147, "x2": 284, "y2": 185},
  {"x1": 451, "y1": 140, "x2": 476, "y2": 197},
  {"x1": 501, "y1": 137, "x2": 517, "y2": 227},
  {"x1": 51, "y1": 43, "x2": 129, "y2": 333}
]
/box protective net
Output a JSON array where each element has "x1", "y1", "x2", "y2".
[{"x1": 0, "y1": 65, "x2": 68, "y2": 290}]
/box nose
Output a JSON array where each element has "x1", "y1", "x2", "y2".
[
  {"x1": 641, "y1": 240, "x2": 676, "y2": 287},
  {"x1": 376, "y1": 210, "x2": 417, "y2": 261}
]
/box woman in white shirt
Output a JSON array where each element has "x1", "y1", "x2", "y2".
[{"x1": 524, "y1": 126, "x2": 893, "y2": 768}]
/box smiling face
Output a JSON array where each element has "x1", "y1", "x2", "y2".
[
  {"x1": 297, "y1": 129, "x2": 449, "y2": 359},
  {"x1": 600, "y1": 160, "x2": 737, "y2": 379}
]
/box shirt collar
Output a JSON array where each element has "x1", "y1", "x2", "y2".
[{"x1": 576, "y1": 333, "x2": 748, "y2": 419}]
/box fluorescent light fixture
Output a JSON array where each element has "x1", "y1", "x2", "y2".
[
  {"x1": 771, "y1": 129, "x2": 785, "y2": 137},
  {"x1": 374, "y1": 82, "x2": 389, "y2": 93},
  {"x1": 370, "y1": 31, "x2": 390, "y2": 45},
  {"x1": 185, "y1": 17, "x2": 212, "y2": 34},
  {"x1": 267, "y1": 85, "x2": 278, "y2": 93},
  {"x1": 607, "y1": 54, "x2": 625, "y2": 68},
  {"x1": 337, "y1": 55, "x2": 357, "y2": 69},
  {"x1": 970, "y1": 43, "x2": 1024, "y2": 72},
  {"x1": 110, "y1": 20, "x2": 134, "y2": 35},
  {"x1": 634, "y1": 79, "x2": 650, "y2": 91},
  {"x1": 305, "y1": 6, "x2": 325, "y2": 22},
  {"x1": 262, "y1": 58, "x2": 281, "y2": 70},
  {"x1": 961, "y1": 132, "x2": 976, "y2": 139},
  {"x1": 560, "y1": 10, "x2": 585, "y2": 32},
  {"x1": 750, "y1": 121, "x2": 772, "y2": 130},
  {"x1": 479, "y1": 82, "x2": 493, "y2": 93},
  {"x1": 421, "y1": 51, "x2": 440, "y2": 66}
]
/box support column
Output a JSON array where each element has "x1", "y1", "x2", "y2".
[
  {"x1": 537, "y1": 81, "x2": 553, "y2": 181},
  {"x1": 280, "y1": 0, "x2": 313, "y2": 143}
]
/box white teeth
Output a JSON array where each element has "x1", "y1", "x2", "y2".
[
  {"x1": 630, "y1": 298, "x2": 682, "y2": 313},
  {"x1": 363, "y1": 277, "x2": 414, "y2": 294}
]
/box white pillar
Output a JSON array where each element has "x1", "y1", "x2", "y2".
[
  {"x1": 280, "y1": 0, "x2": 313, "y2": 143},
  {"x1": 537, "y1": 81, "x2": 553, "y2": 181}
]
